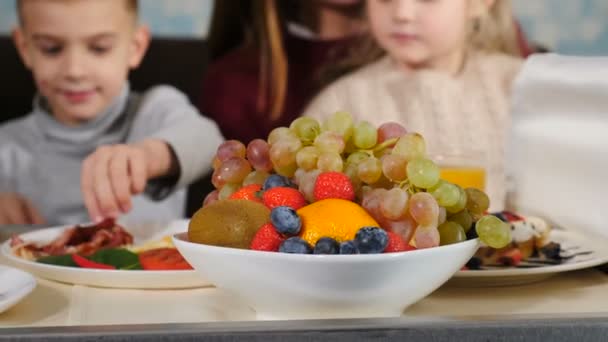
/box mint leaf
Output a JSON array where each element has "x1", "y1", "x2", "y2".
[
  {"x1": 37, "y1": 254, "x2": 78, "y2": 267},
  {"x1": 88, "y1": 248, "x2": 142, "y2": 270}
]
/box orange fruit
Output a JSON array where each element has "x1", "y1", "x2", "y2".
[{"x1": 296, "y1": 199, "x2": 379, "y2": 246}]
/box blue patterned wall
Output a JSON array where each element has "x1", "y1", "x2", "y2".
[
  {"x1": 1, "y1": 0, "x2": 607, "y2": 55},
  {"x1": 0, "y1": 0, "x2": 214, "y2": 37}
]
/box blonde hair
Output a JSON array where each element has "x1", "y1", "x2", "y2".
[
  {"x1": 470, "y1": 0, "x2": 520, "y2": 56},
  {"x1": 16, "y1": 0, "x2": 139, "y2": 24},
  {"x1": 320, "y1": 0, "x2": 520, "y2": 85}
]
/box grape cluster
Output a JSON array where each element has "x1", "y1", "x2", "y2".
[{"x1": 206, "y1": 112, "x2": 510, "y2": 249}]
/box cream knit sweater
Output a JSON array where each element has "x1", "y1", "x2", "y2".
[{"x1": 303, "y1": 53, "x2": 523, "y2": 211}]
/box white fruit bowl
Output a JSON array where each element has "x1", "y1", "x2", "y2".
[{"x1": 173, "y1": 232, "x2": 479, "y2": 320}]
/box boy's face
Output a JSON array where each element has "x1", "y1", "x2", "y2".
[{"x1": 14, "y1": 0, "x2": 149, "y2": 126}]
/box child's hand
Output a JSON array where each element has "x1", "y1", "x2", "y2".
[
  {"x1": 81, "y1": 140, "x2": 175, "y2": 221},
  {"x1": 0, "y1": 193, "x2": 45, "y2": 225}
]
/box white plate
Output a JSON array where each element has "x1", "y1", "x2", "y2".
[
  {"x1": 450, "y1": 228, "x2": 608, "y2": 286},
  {"x1": 0, "y1": 220, "x2": 210, "y2": 289},
  {"x1": 0, "y1": 265, "x2": 36, "y2": 314}
]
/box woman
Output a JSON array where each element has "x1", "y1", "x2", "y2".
[{"x1": 199, "y1": 0, "x2": 365, "y2": 144}]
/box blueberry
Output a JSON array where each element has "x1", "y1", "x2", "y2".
[
  {"x1": 466, "y1": 226, "x2": 478, "y2": 240},
  {"x1": 355, "y1": 227, "x2": 388, "y2": 254},
  {"x1": 313, "y1": 237, "x2": 340, "y2": 254},
  {"x1": 270, "y1": 206, "x2": 301, "y2": 235},
  {"x1": 339, "y1": 240, "x2": 360, "y2": 254},
  {"x1": 466, "y1": 257, "x2": 482, "y2": 270},
  {"x1": 279, "y1": 237, "x2": 312, "y2": 254},
  {"x1": 540, "y1": 242, "x2": 562, "y2": 260},
  {"x1": 263, "y1": 174, "x2": 292, "y2": 190}
]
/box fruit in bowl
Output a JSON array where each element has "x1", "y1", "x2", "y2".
[{"x1": 175, "y1": 113, "x2": 510, "y2": 319}]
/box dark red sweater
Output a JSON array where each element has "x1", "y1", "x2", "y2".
[{"x1": 199, "y1": 33, "x2": 355, "y2": 144}]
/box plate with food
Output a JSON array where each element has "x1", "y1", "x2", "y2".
[
  {"x1": 1, "y1": 219, "x2": 209, "y2": 289},
  {"x1": 450, "y1": 211, "x2": 608, "y2": 286}
]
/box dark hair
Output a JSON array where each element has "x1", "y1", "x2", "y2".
[
  {"x1": 207, "y1": 0, "x2": 363, "y2": 121},
  {"x1": 16, "y1": 0, "x2": 139, "y2": 23},
  {"x1": 207, "y1": 0, "x2": 303, "y2": 120}
]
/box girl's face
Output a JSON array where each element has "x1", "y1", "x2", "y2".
[{"x1": 367, "y1": 0, "x2": 480, "y2": 71}]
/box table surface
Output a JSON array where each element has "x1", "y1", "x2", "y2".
[{"x1": 2, "y1": 225, "x2": 608, "y2": 341}]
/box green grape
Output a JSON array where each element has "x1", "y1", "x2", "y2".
[
  {"x1": 274, "y1": 162, "x2": 297, "y2": 178},
  {"x1": 357, "y1": 157, "x2": 382, "y2": 184},
  {"x1": 290, "y1": 117, "x2": 320, "y2": 144},
  {"x1": 438, "y1": 221, "x2": 466, "y2": 245},
  {"x1": 317, "y1": 152, "x2": 344, "y2": 172},
  {"x1": 475, "y1": 215, "x2": 511, "y2": 248},
  {"x1": 323, "y1": 111, "x2": 354, "y2": 141},
  {"x1": 267, "y1": 127, "x2": 296, "y2": 146},
  {"x1": 448, "y1": 209, "x2": 473, "y2": 232},
  {"x1": 314, "y1": 131, "x2": 345, "y2": 154},
  {"x1": 465, "y1": 188, "x2": 490, "y2": 216},
  {"x1": 430, "y1": 181, "x2": 460, "y2": 207},
  {"x1": 346, "y1": 151, "x2": 370, "y2": 166},
  {"x1": 406, "y1": 158, "x2": 440, "y2": 189},
  {"x1": 392, "y1": 133, "x2": 426, "y2": 161},
  {"x1": 296, "y1": 146, "x2": 320, "y2": 171},
  {"x1": 352, "y1": 121, "x2": 377, "y2": 149},
  {"x1": 242, "y1": 170, "x2": 269, "y2": 186},
  {"x1": 218, "y1": 183, "x2": 241, "y2": 200},
  {"x1": 446, "y1": 186, "x2": 467, "y2": 213},
  {"x1": 269, "y1": 137, "x2": 300, "y2": 167},
  {"x1": 298, "y1": 169, "x2": 320, "y2": 202},
  {"x1": 293, "y1": 168, "x2": 307, "y2": 185},
  {"x1": 343, "y1": 163, "x2": 360, "y2": 186}
]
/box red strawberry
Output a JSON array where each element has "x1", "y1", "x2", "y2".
[
  {"x1": 250, "y1": 223, "x2": 285, "y2": 251},
  {"x1": 404, "y1": 244, "x2": 417, "y2": 251},
  {"x1": 262, "y1": 187, "x2": 307, "y2": 210},
  {"x1": 313, "y1": 172, "x2": 355, "y2": 201},
  {"x1": 229, "y1": 184, "x2": 263, "y2": 202},
  {"x1": 384, "y1": 231, "x2": 409, "y2": 253}
]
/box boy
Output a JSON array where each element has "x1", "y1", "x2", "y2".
[{"x1": 0, "y1": 0, "x2": 224, "y2": 225}]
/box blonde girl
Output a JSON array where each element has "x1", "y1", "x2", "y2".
[{"x1": 304, "y1": 0, "x2": 524, "y2": 211}]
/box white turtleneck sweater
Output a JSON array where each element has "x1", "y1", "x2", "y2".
[
  {"x1": 304, "y1": 53, "x2": 523, "y2": 211},
  {"x1": 0, "y1": 85, "x2": 224, "y2": 225}
]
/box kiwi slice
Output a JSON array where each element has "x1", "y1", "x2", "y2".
[{"x1": 188, "y1": 199, "x2": 270, "y2": 249}]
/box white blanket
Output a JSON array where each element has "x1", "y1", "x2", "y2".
[{"x1": 507, "y1": 53, "x2": 608, "y2": 237}]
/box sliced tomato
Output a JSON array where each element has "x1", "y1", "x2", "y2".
[
  {"x1": 138, "y1": 248, "x2": 193, "y2": 270},
  {"x1": 72, "y1": 254, "x2": 116, "y2": 270}
]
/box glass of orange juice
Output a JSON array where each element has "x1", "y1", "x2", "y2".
[{"x1": 432, "y1": 152, "x2": 487, "y2": 191}]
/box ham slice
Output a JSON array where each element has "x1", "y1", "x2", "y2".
[{"x1": 11, "y1": 219, "x2": 134, "y2": 260}]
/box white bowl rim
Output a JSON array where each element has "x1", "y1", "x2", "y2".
[{"x1": 172, "y1": 232, "x2": 479, "y2": 262}]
